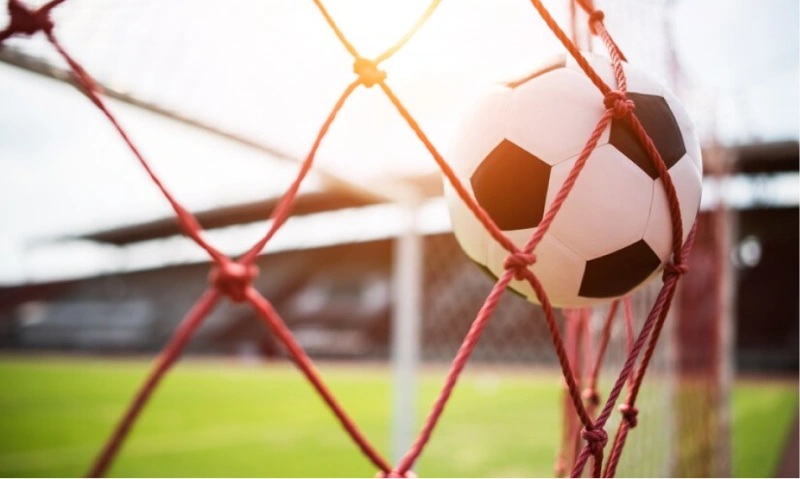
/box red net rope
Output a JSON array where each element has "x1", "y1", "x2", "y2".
[{"x1": 0, "y1": 0, "x2": 697, "y2": 477}]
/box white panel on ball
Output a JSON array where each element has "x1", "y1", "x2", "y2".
[
  {"x1": 485, "y1": 229, "x2": 587, "y2": 307},
  {"x1": 443, "y1": 180, "x2": 488, "y2": 265},
  {"x1": 643, "y1": 155, "x2": 703, "y2": 262},
  {"x1": 622, "y1": 63, "x2": 665, "y2": 97},
  {"x1": 565, "y1": 51, "x2": 618, "y2": 90},
  {"x1": 448, "y1": 85, "x2": 512, "y2": 179},
  {"x1": 505, "y1": 68, "x2": 610, "y2": 165},
  {"x1": 546, "y1": 144, "x2": 654, "y2": 260}
]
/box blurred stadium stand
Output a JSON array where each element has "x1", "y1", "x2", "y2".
[{"x1": 0, "y1": 142, "x2": 796, "y2": 373}]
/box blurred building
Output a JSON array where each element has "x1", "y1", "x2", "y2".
[
  {"x1": 730, "y1": 142, "x2": 799, "y2": 372},
  {"x1": 0, "y1": 230, "x2": 556, "y2": 361}
]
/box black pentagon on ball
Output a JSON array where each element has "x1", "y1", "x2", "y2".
[
  {"x1": 609, "y1": 92, "x2": 685, "y2": 180},
  {"x1": 471, "y1": 139, "x2": 551, "y2": 231},
  {"x1": 579, "y1": 239, "x2": 661, "y2": 298}
]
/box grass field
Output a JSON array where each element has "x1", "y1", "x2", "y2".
[{"x1": 0, "y1": 357, "x2": 796, "y2": 478}]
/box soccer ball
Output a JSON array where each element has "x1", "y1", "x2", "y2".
[{"x1": 444, "y1": 52, "x2": 702, "y2": 308}]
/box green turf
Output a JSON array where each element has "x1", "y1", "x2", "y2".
[
  {"x1": 0, "y1": 358, "x2": 796, "y2": 478},
  {"x1": 732, "y1": 381, "x2": 798, "y2": 478}
]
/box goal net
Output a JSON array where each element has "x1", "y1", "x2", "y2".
[{"x1": 0, "y1": 0, "x2": 732, "y2": 477}]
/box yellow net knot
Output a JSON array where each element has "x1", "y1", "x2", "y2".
[{"x1": 354, "y1": 57, "x2": 386, "y2": 88}]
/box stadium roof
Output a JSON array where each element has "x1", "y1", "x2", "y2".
[{"x1": 734, "y1": 141, "x2": 800, "y2": 174}]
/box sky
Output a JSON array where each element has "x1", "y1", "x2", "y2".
[{"x1": 0, "y1": 0, "x2": 797, "y2": 284}]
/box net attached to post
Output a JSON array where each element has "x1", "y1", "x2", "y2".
[{"x1": 0, "y1": 0, "x2": 699, "y2": 477}]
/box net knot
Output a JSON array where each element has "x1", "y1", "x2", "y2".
[
  {"x1": 663, "y1": 261, "x2": 689, "y2": 278},
  {"x1": 503, "y1": 252, "x2": 536, "y2": 281},
  {"x1": 604, "y1": 90, "x2": 634, "y2": 119},
  {"x1": 4, "y1": 0, "x2": 53, "y2": 38},
  {"x1": 582, "y1": 387, "x2": 600, "y2": 406},
  {"x1": 353, "y1": 57, "x2": 386, "y2": 88},
  {"x1": 580, "y1": 427, "x2": 608, "y2": 455},
  {"x1": 619, "y1": 404, "x2": 639, "y2": 428},
  {"x1": 375, "y1": 470, "x2": 416, "y2": 478},
  {"x1": 209, "y1": 259, "x2": 259, "y2": 303},
  {"x1": 587, "y1": 9, "x2": 605, "y2": 35}
]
